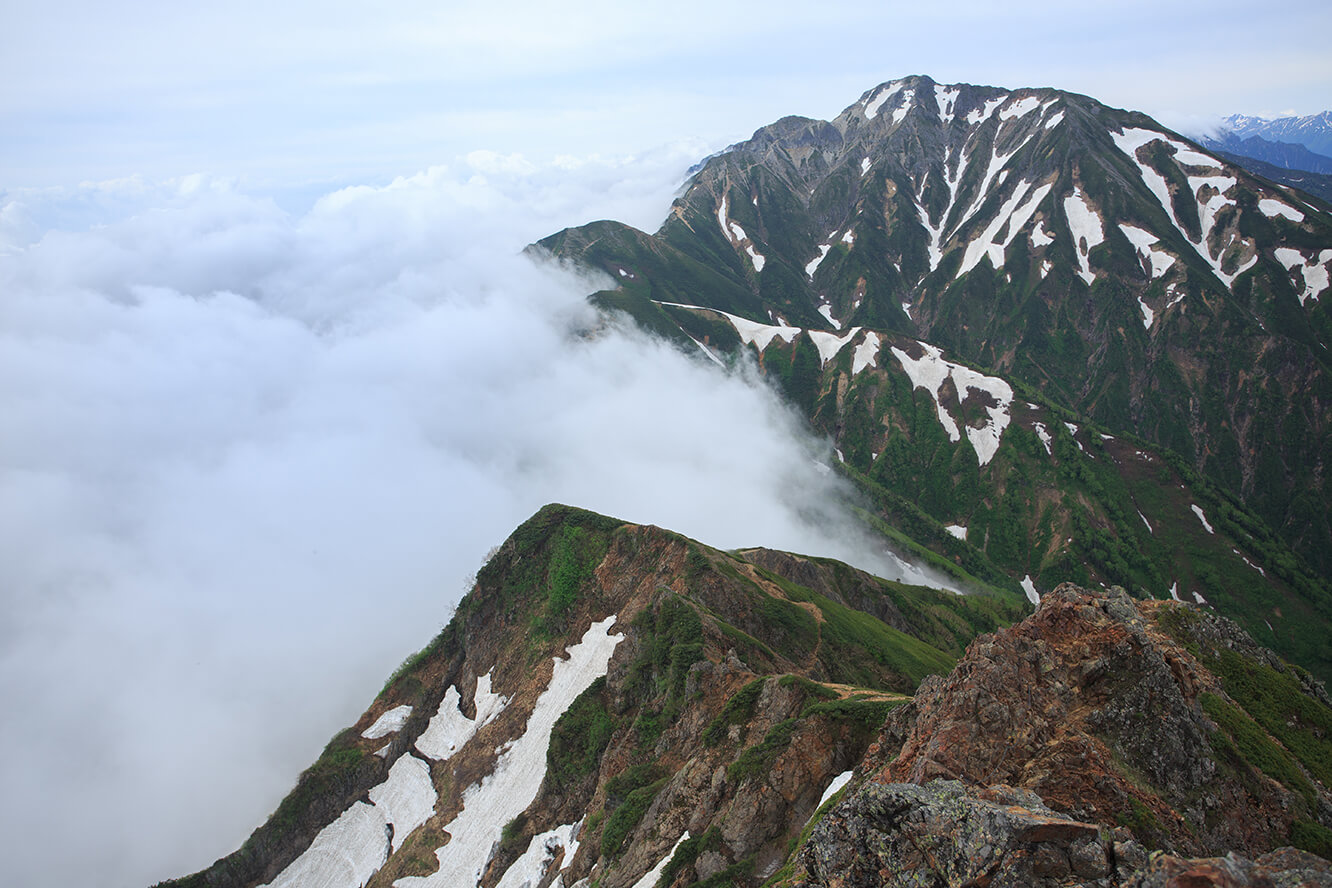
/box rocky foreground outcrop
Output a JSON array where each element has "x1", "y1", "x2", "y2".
[{"x1": 783, "y1": 583, "x2": 1332, "y2": 887}]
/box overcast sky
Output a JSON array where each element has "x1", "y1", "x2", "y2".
[{"x1": 3, "y1": 2, "x2": 1331, "y2": 887}]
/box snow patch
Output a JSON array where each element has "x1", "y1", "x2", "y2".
[
  {"x1": 999, "y1": 96, "x2": 1041, "y2": 120},
  {"x1": 363, "y1": 705, "x2": 413, "y2": 740},
  {"x1": 817, "y1": 771, "x2": 855, "y2": 810},
  {"x1": 496, "y1": 821, "x2": 582, "y2": 888},
  {"x1": 1119, "y1": 224, "x2": 1174, "y2": 279},
  {"x1": 1040, "y1": 259, "x2": 1052, "y2": 279},
  {"x1": 934, "y1": 85, "x2": 961, "y2": 124},
  {"x1": 1259, "y1": 199, "x2": 1304, "y2": 222},
  {"x1": 860, "y1": 157, "x2": 871, "y2": 176},
  {"x1": 1138, "y1": 297, "x2": 1155, "y2": 330},
  {"x1": 852, "y1": 332, "x2": 880, "y2": 375},
  {"x1": 1044, "y1": 110, "x2": 1065, "y2": 130},
  {"x1": 1193, "y1": 591, "x2": 1208, "y2": 605},
  {"x1": 957, "y1": 181, "x2": 1051, "y2": 278},
  {"x1": 1274, "y1": 247, "x2": 1330, "y2": 305},
  {"x1": 1033, "y1": 422, "x2": 1052, "y2": 455},
  {"x1": 1139, "y1": 511, "x2": 1153, "y2": 533},
  {"x1": 809, "y1": 327, "x2": 863, "y2": 366},
  {"x1": 864, "y1": 83, "x2": 900, "y2": 120},
  {"x1": 744, "y1": 244, "x2": 766, "y2": 272},
  {"x1": 370, "y1": 754, "x2": 437, "y2": 853},
  {"x1": 965, "y1": 95, "x2": 1007, "y2": 126},
  {"x1": 1191, "y1": 504, "x2": 1214, "y2": 534},
  {"x1": 945, "y1": 524, "x2": 968, "y2": 541},
  {"x1": 400, "y1": 616, "x2": 624, "y2": 888},
  {"x1": 891, "y1": 89, "x2": 916, "y2": 125},
  {"x1": 841, "y1": 229, "x2": 855, "y2": 245},
  {"x1": 416, "y1": 671, "x2": 508, "y2": 761},
  {"x1": 1169, "y1": 581, "x2": 1180, "y2": 602},
  {"x1": 264, "y1": 753, "x2": 437, "y2": 887},
  {"x1": 1021, "y1": 575, "x2": 1039, "y2": 605},
  {"x1": 1063, "y1": 187, "x2": 1104, "y2": 285},
  {"x1": 1030, "y1": 219, "x2": 1054, "y2": 248},
  {"x1": 817, "y1": 303, "x2": 842, "y2": 330},
  {"x1": 901, "y1": 301, "x2": 913, "y2": 320},
  {"x1": 631, "y1": 832, "x2": 692, "y2": 888},
  {"x1": 890, "y1": 343, "x2": 1013, "y2": 466}
]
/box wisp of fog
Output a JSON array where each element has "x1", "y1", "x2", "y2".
[{"x1": 2, "y1": 149, "x2": 918, "y2": 887}]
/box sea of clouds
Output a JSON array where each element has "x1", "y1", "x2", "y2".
[{"x1": 0, "y1": 149, "x2": 918, "y2": 887}]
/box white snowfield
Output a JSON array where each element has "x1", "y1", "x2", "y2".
[
  {"x1": 1111, "y1": 128, "x2": 1257, "y2": 290},
  {"x1": 1259, "y1": 199, "x2": 1304, "y2": 222},
  {"x1": 262, "y1": 753, "x2": 438, "y2": 888},
  {"x1": 944, "y1": 524, "x2": 968, "y2": 541},
  {"x1": 891, "y1": 88, "x2": 916, "y2": 125},
  {"x1": 1139, "y1": 511, "x2": 1153, "y2": 533},
  {"x1": 1118, "y1": 224, "x2": 1175, "y2": 280},
  {"x1": 934, "y1": 84, "x2": 960, "y2": 125},
  {"x1": 1030, "y1": 219, "x2": 1054, "y2": 248},
  {"x1": 805, "y1": 243, "x2": 831, "y2": 277},
  {"x1": 999, "y1": 95, "x2": 1040, "y2": 121},
  {"x1": 1044, "y1": 110, "x2": 1065, "y2": 130},
  {"x1": 956, "y1": 180, "x2": 1052, "y2": 278},
  {"x1": 817, "y1": 302, "x2": 842, "y2": 329},
  {"x1": 716, "y1": 194, "x2": 765, "y2": 272},
  {"x1": 890, "y1": 342, "x2": 1013, "y2": 466},
  {"x1": 415, "y1": 670, "x2": 508, "y2": 761},
  {"x1": 1063, "y1": 187, "x2": 1104, "y2": 285},
  {"x1": 863, "y1": 82, "x2": 901, "y2": 120},
  {"x1": 398, "y1": 616, "x2": 624, "y2": 888},
  {"x1": 861, "y1": 157, "x2": 871, "y2": 176},
  {"x1": 631, "y1": 831, "x2": 692, "y2": 888},
  {"x1": 817, "y1": 770, "x2": 855, "y2": 811},
  {"x1": 495, "y1": 821, "x2": 582, "y2": 888},
  {"x1": 809, "y1": 328, "x2": 863, "y2": 366},
  {"x1": 363, "y1": 705, "x2": 413, "y2": 740},
  {"x1": 966, "y1": 95, "x2": 1007, "y2": 127},
  {"x1": 1033, "y1": 421, "x2": 1052, "y2": 455},
  {"x1": 1137, "y1": 297, "x2": 1155, "y2": 330},
  {"x1": 1021, "y1": 575, "x2": 1039, "y2": 605},
  {"x1": 1191, "y1": 504, "x2": 1215, "y2": 534},
  {"x1": 1274, "y1": 247, "x2": 1332, "y2": 305},
  {"x1": 852, "y1": 332, "x2": 881, "y2": 375}
]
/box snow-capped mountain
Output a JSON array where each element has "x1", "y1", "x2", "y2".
[
  {"x1": 536, "y1": 76, "x2": 1332, "y2": 675},
  {"x1": 1223, "y1": 110, "x2": 1332, "y2": 159}
]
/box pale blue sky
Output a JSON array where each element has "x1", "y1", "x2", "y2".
[{"x1": 3, "y1": 0, "x2": 1330, "y2": 192}]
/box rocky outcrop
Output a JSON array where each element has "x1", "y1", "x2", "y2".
[
  {"x1": 792, "y1": 779, "x2": 1332, "y2": 888},
  {"x1": 880, "y1": 583, "x2": 1325, "y2": 857}
]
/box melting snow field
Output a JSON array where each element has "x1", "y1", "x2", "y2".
[
  {"x1": 1274, "y1": 247, "x2": 1332, "y2": 305},
  {"x1": 416, "y1": 671, "x2": 508, "y2": 761},
  {"x1": 852, "y1": 332, "x2": 881, "y2": 374},
  {"x1": 495, "y1": 821, "x2": 581, "y2": 888},
  {"x1": 1021, "y1": 575, "x2": 1039, "y2": 605},
  {"x1": 944, "y1": 524, "x2": 967, "y2": 541},
  {"x1": 399, "y1": 616, "x2": 624, "y2": 888},
  {"x1": 263, "y1": 753, "x2": 437, "y2": 888},
  {"x1": 1259, "y1": 199, "x2": 1304, "y2": 222},
  {"x1": 1063, "y1": 187, "x2": 1104, "y2": 285},
  {"x1": 805, "y1": 243, "x2": 831, "y2": 277},
  {"x1": 1191, "y1": 505, "x2": 1215, "y2": 534},
  {"x1": 890, "y1": 343, "x2": 1013, "y2": 466},
  {"x1": 631, "y1": 831, "x2": 692, "y2": 888},
  {"x1": 1111, "y1": 127, "x2": 1255, "y2": 290},
  {"x1": 809, "y1": 328, "x2": 862, "y2": 365},
  {"x1": 363, "y1": 705, "x2": 413, "y2": 740},
  {"x1": 1118, "y1": 224, "x2": 1174, "y2": 279},
  {"x1": 1033, "y1": 422, "x2": 1052, "y2": 455},
  {"x1": 817, "y1": 771, "x2": 855, "y2": 810}
]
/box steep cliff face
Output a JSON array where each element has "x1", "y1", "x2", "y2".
[{"x1": 159, "y1": 507, "x2": 1332, "y2": 888}]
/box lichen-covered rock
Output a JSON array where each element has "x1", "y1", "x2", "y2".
[{"x1": 791, "y1": 780, "x2": 1332, "y2": 888}]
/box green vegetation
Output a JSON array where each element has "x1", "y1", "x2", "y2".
[
  {"x1": 601, "y1": 767, "x2": 671, "y2": 858},
  {"x1": 727, "y1": 718, "x2": 799, "y2": 783},
  {"x1": 624, "y1": 595, "x2": 705, "y2": 748},
  {"x1": 548, "y1": 677, "x2": 617, "y2": 790},
  {"x1": 703, "y1": 678, "x2": 766, "y2": 746},
  {"x1": 1199, "y1": 692, "x2": 1313, "y2": 801},
  {"x1": 658, "y1": 827, "x2": 722, "y2": 887}
]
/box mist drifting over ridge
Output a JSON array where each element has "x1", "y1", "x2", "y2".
[{"x1": 0, "y1": 148, "x2": 917, "y2": 887}]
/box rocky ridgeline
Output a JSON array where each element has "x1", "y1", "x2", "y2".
[{"x1": 159, "y1": 508, "x2": 1332, "y2": 888}]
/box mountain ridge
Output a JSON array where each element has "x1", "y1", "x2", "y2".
[
  {"x1": 535, "y1": 75, "x2": 1332, "y2": 683},
  {"x1": 157, "y1": 503, "x2": 1332, "y2": 888}
]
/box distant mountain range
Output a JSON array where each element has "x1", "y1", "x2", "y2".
[{"x1": 1222, "y1": 111, "x2": 1332, "y2": 159}]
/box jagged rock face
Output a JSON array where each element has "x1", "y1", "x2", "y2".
[
  {"x1": 881, "y1": 584, "x2": 1328, "y2": 858},
  {"x1": 536, "y1": 74, "x2": 1332, "y2": 640},
  {"x1": 791, "y1": 780, "x2": 1332, "y2": 888}
]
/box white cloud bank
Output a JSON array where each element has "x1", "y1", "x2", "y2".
[{"x1": 0, "y1": 152, "x2": 904, "y2": 887}]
